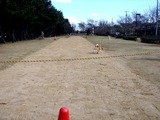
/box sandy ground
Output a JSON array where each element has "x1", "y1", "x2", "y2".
[
  {"x1": 0, "y1": 36, "x2": 160, "y2": 120},
  {"x1": 86, "y1": 36, "x2": 160, "y2": 87}
]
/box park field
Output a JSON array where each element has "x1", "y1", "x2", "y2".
[
  {"x1": 0, "y1": 36, "x2": 160, "y2": 120},
  {"x1": 86, "y1": 35, "x2": 160, "y2": 86}
]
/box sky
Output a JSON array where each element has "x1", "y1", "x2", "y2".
[{"x1": 51, "y1": 0, "x2": 156, "y2": 25}]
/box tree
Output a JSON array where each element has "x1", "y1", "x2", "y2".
[
  {"x1": 94, "y1": 20, "x2": 111, "y2": 35},
  {"x1": 64, "y1": 19, "x2": 72, "y2": 34},
  {"x1": 0, "y1": 0, "x2": 71, "y2": 42},
  {"x1": 87, "y1": 19, "x2": 97, "y2": 28},
  {"x1": 140, "y1": 12, "x2": 149, "y2": 23},
  {"x1": 71, "y1": 24, "x2": 76, "y2": 32},
  {"x1": 78, "y1": 22, "x2": 87, "y2": 32}
]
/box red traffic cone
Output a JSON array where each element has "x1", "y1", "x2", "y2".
[{"x1": 58, "y1": 107, "x2": 70, "y2": 120}]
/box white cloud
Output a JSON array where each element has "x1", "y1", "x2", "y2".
[
  {"x1": 67, "y1": 17, "x2": 79, "y2": 24},
  {"x1": 91, "y1": 13, "x2": 99, "y2": 17},
  {"x1": 52, "y1": 0, "x2": 72, "y2": 3}
]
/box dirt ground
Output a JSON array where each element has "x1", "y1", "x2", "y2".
[
  {"x1": 86, "y1": 36, "x2": 160, "y2": 87},
  {"x1": 0, "y1": 36, "x2": 160, "y2": 120}
]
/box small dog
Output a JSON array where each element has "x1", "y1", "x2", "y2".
[{"x1": 93, "y1": 44, "x2": 104, "y2": 54}]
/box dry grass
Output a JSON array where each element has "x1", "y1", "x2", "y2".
[
  {"x1": 0, "y1": 38, "x2": 54, "y2": 70},
  {"x1": 86, "y1": 35, "x2": 160, "y2": 86},
  {"x1": 0, "y1": 36, "x2": 160, "y2": 120},
  {"x1": 0, "y1": 35, "x2": 160, "y2": 86}
]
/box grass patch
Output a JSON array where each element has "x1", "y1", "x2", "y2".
[{"x1": 0, "y1": 37, "x2": 54, "y2": 70}]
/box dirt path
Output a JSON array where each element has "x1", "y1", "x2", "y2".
[{"x1": 0, "y1": 36, "x2": 160, "y2": 120}]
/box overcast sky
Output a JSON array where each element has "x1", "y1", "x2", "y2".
[{"x1": 51, "y1": 0, "x2": 156, "y2": 24}]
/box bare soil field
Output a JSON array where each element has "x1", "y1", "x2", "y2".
[
  {"x1": 86, "y1": 36, "x2": 160, "y2": 87},
  {"x1": 0, "y1": 36, "x2": 160, "y2": 120}
]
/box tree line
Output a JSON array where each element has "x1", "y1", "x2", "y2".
[
  {"x1": 0, "y1": 0, "x2": 73, "y2": 42},
  {"x1": 77, "y1": 4, "x2": 160, "y2": 36}
]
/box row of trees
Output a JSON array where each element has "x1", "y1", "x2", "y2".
[
  {"x1": 78, "y1": 19, "x2": 112, "y2": 35},
  {"x1": 0, "y1": 0, "x2": 73, "y2": 42},
  {"x1": 77, "y1": 4, "x2": 159, "y2": 36}
]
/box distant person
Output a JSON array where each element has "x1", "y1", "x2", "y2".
[{"x1": 41, "y1": 31, "x2": 44, "y2": 39}]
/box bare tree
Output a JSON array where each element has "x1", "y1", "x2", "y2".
[
  {"x1": 117, "y1": 16, "x2": 126, "y2": 25},
  {"x1": 140, "y1": 12, "x2": 149, "y2": 23},
  {"x1": 148, "y1": 8, "x2": 156, "y2": 23},
  {"x1": 87, "y1": 19, "x2": 98, "y2": 28},
  {"x1": 117, "y1": 14, "x2": 133, "y2": 25},
  {"x1": 71, "y1": 24, "x2": 76, "y2": 31},
  {"x1": 78, "y1": 22, "x2": 87, "y2": 32},
  {"x1": 98, "y1": 20, "x2": 109, "y2": 26},
  {"x1": 117, "y1": 14, "x2": 134, "y2": 34},
  {"x1": 95, "y1": 20, "x2": 111, "y2": 35}
]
